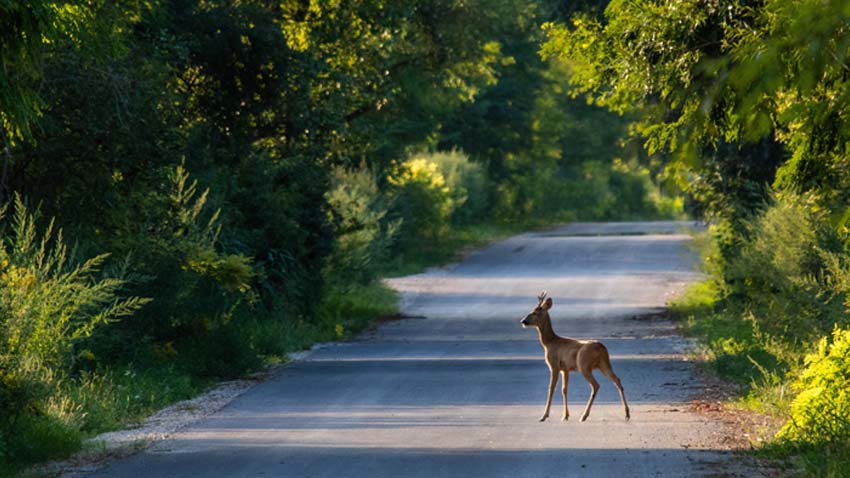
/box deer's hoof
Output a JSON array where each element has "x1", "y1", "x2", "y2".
[
  {"x1": 561, "y1": 416, "x2": 569, "y2": 422},
  {"x1": 539, "y1": 415, "x2": 548, "y2": 422},
  {"x1": 580, "y1": 415, "x2": 589, "y2": 422}
]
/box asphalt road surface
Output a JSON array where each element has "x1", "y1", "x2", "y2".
[{"x1": 87, "y1": 221, "x2": 752, "y2": 477}]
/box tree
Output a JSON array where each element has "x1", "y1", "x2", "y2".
[{"x1": 542, "y1": 0, "x2": 850, "y2": 226}]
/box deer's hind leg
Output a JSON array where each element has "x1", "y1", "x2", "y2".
[
  {"x1": 561, "y1": 371, "x2": 570, "y2": 421},
  {"x1": 578, "y1": 367, "x2": 600, "y2": 422},
  {"x1": 599, "y1": 355, "x2": 630, "y2": 420}
]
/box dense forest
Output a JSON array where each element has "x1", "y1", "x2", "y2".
[
  {"x1": 543, "y1": 0, "x2": 850, "y2": 474},
  {"x1": 0, "y1": 0, "x2": 678, "y2": 472}
]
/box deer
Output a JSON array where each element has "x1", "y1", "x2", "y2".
[{"x1": 520, "y1": 291, "x2": 630, "y2": 422}]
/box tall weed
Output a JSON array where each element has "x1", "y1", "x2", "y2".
[{"x1": 0, "y1": 195, "x2": 147, "y2": 470}]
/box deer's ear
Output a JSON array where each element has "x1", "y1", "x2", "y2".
[{"x1": 543, "y1": 297, "x2": 553, "y2": 310}]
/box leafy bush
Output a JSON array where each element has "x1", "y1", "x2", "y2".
[
  {"x1": 497, "y1": 158, "x2": 683, "y2": 223},
  {"x1": 93, "y1": 163, "x2": 254, "y2": 368},
  {"x1": 215, "y1": 153, "x2": 333, "y2": 322},
  {"x1": 389, "y1": 154, "x2": 457, "y2": 249},
  {"x1": 779, "y1": 327, "x2": 850, "y2": 448},
  {"x1": 0, "y1": 196, "x2": 147, "y2": 470},
  {"x1": 325, "y1": 163, "x2": 399, "y2": 286},
  {"x1": 420, "y1": 150, "x2": 491, "y2": 225},
  {"x1": 724, "y1": 195, "x2": 843, "y2": 341},
  {"x1": 673, "y1": 199, "x2": 850, "y2": 474},
  {"x1": 609, "y1": 159, "x2": 684, "y2": 219}
]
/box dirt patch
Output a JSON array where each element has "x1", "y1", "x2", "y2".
[
  {"x1": 688, "y1": 367, "x2": 785, "y2": 448},
  {"x1": 684, "y1": 355, "x2": 788, "y2": 476}
]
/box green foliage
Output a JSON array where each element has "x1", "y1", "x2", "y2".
[
  {"x1": 723, "y1": 195, "x2": 843, "y2": 341},
  {"x1": 325, "y1": 163, "x2": 399, "y2": 286},
  {"x1": 672, "y1": 201, "x2": 850, "y2": 473},
  {"x1": 674, "y1": 196, "x2": 849, "y2": 377},
  {"x1": 766, "y1": 326, "x2": 850, "y2": 477},
  {"x1": 546, "y1": 1, "x2": 850, "y2": 474},
  {"x1": 421, "y1": 151, "x2": 491, "y2": 225},
  {"x1": 0, "y1": 196, "x2": 148, "y2": 375},
  {"x1": 59, "y1": 367, "x2": 198, "y2": 435},
  {"x1": 779, "y1": 327, "x2": 850, "y2": 447},
  {"x1": 671, "y1": 278, "x2": 788, "y2": 390},
  {"x1": 389, "y1": 154, "x2": 458, "y2": 248},
  {"x1": 318, "y1": 283, "x2": 398, "y2": 339},
  {"x1": 541, "y1": 0, "x2": 785, "y2": 228},
  {"x1": 0, "y1": 0, "x2": 92, "y2": 140},
  {"x1": 0, "y1": 197, "x2": 146, "y2": 470},
  {"x1": 96, "y1": 163, "x2": 253, "y2": 365},
  {"x1": 380, "y1": 222, "x2": 525, "y2": 278},
  {"x1": 4, "y1": 412, "x2": 80, "y2": 468},
  {"x1": 165, "y1": 164, "x2": 253, "y2": 293},
  {"x1": 498, "y1": 157, "x2": 683, "y2": 222}
]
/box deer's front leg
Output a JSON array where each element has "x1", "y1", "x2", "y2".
[{"x1": 540, "y1": 369, "x2": 558, "y2": 422}]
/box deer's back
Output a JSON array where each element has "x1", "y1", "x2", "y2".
[{"x1": 546, "y1": 338, "x2": 607, "y2": 371}]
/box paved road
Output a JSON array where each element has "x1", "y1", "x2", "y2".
[{"x1": 88, "y1": 221, "x2": 749, "y2": 477}]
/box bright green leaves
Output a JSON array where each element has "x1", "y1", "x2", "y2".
[
  {"x1": 543, "y1": 0, "x2": 746, "y2": 155},
  {"x1": 540, "y1": 18, "x2": 609, "y2": 104},
  {"x1": 779, "y1": 326, "x2": 850, "y2": 446},
  {"x1": 543, "y1": 0, "x2": 850, "y2": 209},
  {"x1": 280, "y1": 0, "x2": 326, "y2": 52},
  {"x1": 166, "y1": 163, "x2": 253, "y2": 294},
  {"x1": 0, "y1": 194, "x2": 149, "y2": 373}
]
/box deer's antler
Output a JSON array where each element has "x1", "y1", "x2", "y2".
[{"x1": 537, "y1": 290, "x2": 548, "y2": 304}]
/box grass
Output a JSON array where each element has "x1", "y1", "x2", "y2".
[
  {"x1": 670, "y1": 280, "x2": 791, "y2": 414},
  {"x1": 668, "y1": 234, "x2": 850, "y2": 477},
  {"x1": 62, "y1": 367, "x2": 203, "y2": 434}
]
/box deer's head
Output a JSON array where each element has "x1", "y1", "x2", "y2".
[{"x1": 521, "y1": 291, "x2": 553, "y2": 328}]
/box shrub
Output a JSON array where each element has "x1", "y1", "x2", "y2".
[
  {"x1": 568, "y1": 160, "x2": 617, "y2": 219},
  {"x1": 0, "y1": 195, "x2": 147, "y2": 470},
  {"x1": 93, "y1": 163, "x2": 254, "y2": 368},
  {"x1": 214, "y1": 153, "x2": 333, "y2": 322},
  {"x1": 388, "y1": 154, "x2": 457, "y2": 248},
  {"x1": 609, "y1": 159, "x2": 684, "y2": 219},
  {"x1": 324, "y1": 163, "x2": 399, "y2": 286},
  {"x1": 494, "y1": 158, "x2": 682, "y2": 222},
  {"x1": 724, "y1": 195, "x2": 842, "y2": 341},
  {"x1": 421, "y1": 150, "x2": 491, "y2": 225},
  {"x1": 778, "y1": 327, "x2": 850, "y2": 447}
]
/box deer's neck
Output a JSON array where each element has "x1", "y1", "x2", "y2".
[{"x1": 536, "y1": 319, "x2": 558, "y2": 345}]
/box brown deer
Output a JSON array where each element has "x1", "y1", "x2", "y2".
[{"x1": 521, "y1": 291, "x2": 630, "y2": 422}]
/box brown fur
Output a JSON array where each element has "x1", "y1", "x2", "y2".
[{"x1": 521, "y1": 292, "x2": 630, "y2": 422}]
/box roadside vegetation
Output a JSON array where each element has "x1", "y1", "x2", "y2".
[
  {"x1": 541, "y1": 0, "x2": 850, "y2": 475},
  {"x1": 0, "y1": 1, "x2": 681, "y2": 474}
]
